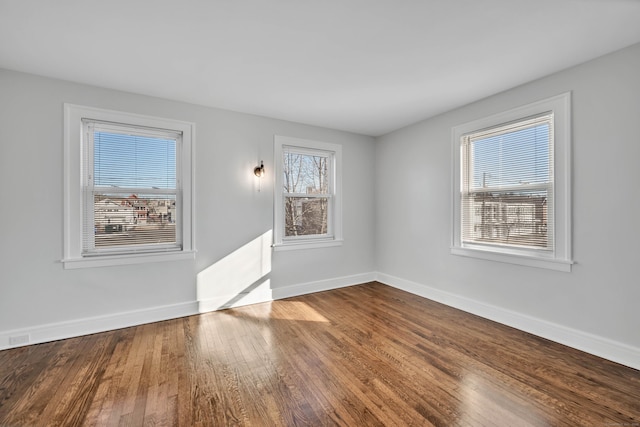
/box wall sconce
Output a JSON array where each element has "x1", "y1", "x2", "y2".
[
  {"x1": 254, "y1": 160, "x2": 265, "y2": 177},
  {"x1": 254, "y1": 160, "x2": 265, "y2": 192}
]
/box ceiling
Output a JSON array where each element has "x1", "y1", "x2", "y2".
[{"x1": 2, "y1": 0, "x2": 640, "y2": 136}]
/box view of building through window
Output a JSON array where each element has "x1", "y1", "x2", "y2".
[
  {"x1": 93, "y1": 194, "x2": 176, "y2": 248},
  {"x1": 86, "y1": 128, "x2": 180, "y2": 252}
]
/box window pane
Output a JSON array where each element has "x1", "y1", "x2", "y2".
[
  {"x1": 284, "y1": 196, "x2": 329, "y2": 236},
  {"x1": 94, "y1": 131, "x2": 177, "y2": 189},
  {"x1": 283, "y1": 151, "x2": 329, "y2": 194},
  {"x1": 462, "y1": 189, "x2": 550, "y2": 249},
  {"x1": 471, "y1": 123, "x2": 550, "y2": 189},
  {"x1": 91, "y1": 193, "x2": 177, "y2": 249}
]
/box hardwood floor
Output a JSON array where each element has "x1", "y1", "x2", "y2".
[{"x1": 1, "y1": 282, "x2": 638, "y2": 426}]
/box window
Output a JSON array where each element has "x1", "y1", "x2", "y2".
[
  {"x1": 462, "y1": 114, "x2": 553, "y2": 249},
  {"x1": 63, "y1": 104, "x2": 195, "y2": 268},
  {"x1": 451, "y1": 93, "x2": 572, "y2": 271},
  {"x1": 274, "y1": 135, "x2": 342, "y2": 250}
]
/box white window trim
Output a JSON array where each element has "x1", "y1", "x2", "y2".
[
  {"x1": 451, "y1": 93, "x2": 573, "y2": 272},
  {"x1": 63, "y1": 104, "x2": 196, "y2": 269},
  {"x1": 273, "y1": 135, "x2": 343, "y2": 251}
]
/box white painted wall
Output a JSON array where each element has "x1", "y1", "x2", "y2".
[
  {"x1": 2, "y1": 42, "x2": 639, "y2": 369},
  {"x1": 0, "y1": 69, "x2": 376, "y2": 344},
  {"x1": 375, "y1": 43, "x2": 640, "y2": 356}
]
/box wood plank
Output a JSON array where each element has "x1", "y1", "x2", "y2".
[{"x1": 0, "y1": 282, "x2": 638, "y2": 426}]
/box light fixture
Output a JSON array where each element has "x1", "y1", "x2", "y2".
[{"x1": 254, "y1": 160, "x2": 265, "y2": 177}]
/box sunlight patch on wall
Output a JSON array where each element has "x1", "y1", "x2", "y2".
[{"x1": 197, "y1": 230, "x2": 273, "y2": 312}]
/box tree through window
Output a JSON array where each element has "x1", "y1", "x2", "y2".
[
  {"x1": 283, "y1": 149, "x2": 330, "y2": 237},
  {"x1": 274, "y1": 136, "x2": 342, "y2": 250}
]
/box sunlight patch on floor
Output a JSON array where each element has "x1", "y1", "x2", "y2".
[{"x1": 270, "y1": 300, "x2": 330, "y2": 323}]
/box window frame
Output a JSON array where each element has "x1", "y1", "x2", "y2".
[
  {"x1": 273, "y1": 135, "x2": 343, "y2": 251},
  {"x1": 461, "y1": 112, "x2": 554, "y2": 251},
  {"x1": 451, "y1": 93, "x2": 573, "y2": 272},
  {"x1": 63, "y1": 104, "x2": 196, "y2": 269}
]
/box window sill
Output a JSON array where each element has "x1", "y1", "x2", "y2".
[
  {"x1": 273, "y1": 239, "x2": 343, "y2": 252},
  {"x1": 450, "y1": 247, "x2": 573, "y2": 272},
  {"x1": 62, "y1": 250, "x2": 196, "y2": 269}
]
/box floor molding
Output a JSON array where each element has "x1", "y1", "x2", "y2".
[
  {"x1": 376, "y1": 272, "x2": 640, "y2": 371},
  {"x1": 0, "y1": 301, "x2": 198, "y2": 351},
  {"x1": 0, "y1": 272, "x2": 377, "y2": 351},
  {"x1": 5, "y1": 270, "x2": 636, "y2": 371},
  {"x1": 272, "y1": 272, "x2": 377, "y2": 300}
]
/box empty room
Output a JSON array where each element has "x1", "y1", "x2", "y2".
[{"x1": 1, "y1": 1, "x2": 639, "y2": 425}]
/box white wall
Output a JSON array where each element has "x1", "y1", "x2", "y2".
[
  {"x1": 375, "y1": 42, "x2": 640, "y2": 366},
  {"x1": 0, "y1": 69, "x2": 376, "y2": 345},
  {"x1": 2, "y1": 42, "x2": 639, "y2": 369}
]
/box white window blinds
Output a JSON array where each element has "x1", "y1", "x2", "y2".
[
  {"x1": 461, "y1": 113, "x2": 554, "y2": 251},
  {"x1": 82, "y1": 120, "x2": 182, "y2": 255}
]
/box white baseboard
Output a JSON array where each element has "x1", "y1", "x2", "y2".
[
  {"x1": 0, "y1": 301, "x2": 199, "y2": 351},
  {"x1": 198, "y1": 278, "x2": 275, "y2": 312},
  {"x1": 376, "y1": 272, "x2": 640, "y2": 371},
  {"x1": 6, "y1": 271, "x2": 636, "y2": 372},
  {"x1": 0, "y1": 272, "x2": 377, "y2": 351},
  {"x1": 197, "y1": 272, "x2": 376, "y2": 312},
  {"x1": 272, "y1": 272, "x2": 377, "y2": 300}
]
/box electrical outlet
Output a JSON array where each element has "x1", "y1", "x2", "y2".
[{"x1": 9, "y1": 334, "x2": 30, "y2": 346}]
